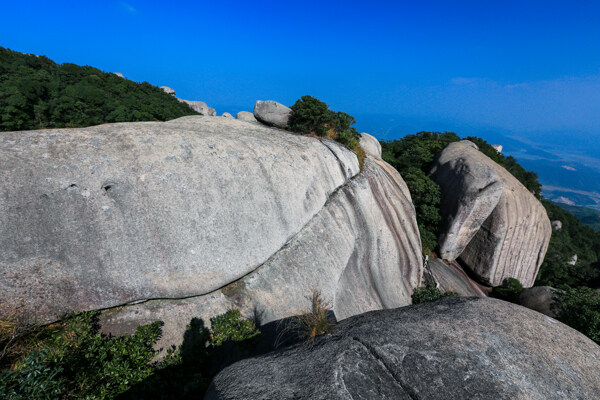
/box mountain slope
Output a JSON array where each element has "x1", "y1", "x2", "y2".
[{"x1": 0, "y1": 47, "x2": 198, "y2": 131}]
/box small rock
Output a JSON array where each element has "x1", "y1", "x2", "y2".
[
  {"x1": 552, "y1": 220, "x2": 562, "y2": 231},
  {"x1": 253, "y1": 100, "x2": 293, "y2": 129},
  {"x1": 236, "y1": 111, "x2": 257, "y2": 123},
  {"x1": 112, "y1": 72, "x2": 124, "y2": 78},
  {"x1": 568, "y1": 254, "x2": 578, "y2": 266},
  {"x1": 491, "y1": 144, "x2": 503, "y2": 153},
  {"x1": 222, "y1": 112, "x2": 234, "y2": 119}
]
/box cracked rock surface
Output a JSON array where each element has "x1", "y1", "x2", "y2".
[{"x1": 205, "y1": 297, "x2": 600, "y2": 400}]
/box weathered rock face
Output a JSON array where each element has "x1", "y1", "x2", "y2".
[
  {"x1": 222, "y1": 112, "x2": 234, "y2": 119},
  {"x1": 253, "y1": 100, "x2": 292, "y2": 128},
  {"x1": 100, "y1": 153, "x2": 422, "y2": 348},
  {"x1": 491, "y1": 144, "x2": 503, "y2": 153},
  {"x1": 205, "y1": 297, "x2": 600, "y2": 400},
  {"x1": 160, "y1": 86, "x2": 175, "y2": 96},
  {"x1": 178, "y1": 99, "x2": 216, "y2": 116},
  {"x1": 519, "y1": 286, "x2": 558, "y2": 318},
  {"x1": 358, "y1": 132, "x2": 382, "y2": 158},
  {"x1": 112, "y1": 72, "x2": 124, "y2": 78},
  {"x1": 1, "y1": 117, "x2": 422, "y2": 351},
  {"x1": 430, "y1": 141, "x2": 551, "y2": 287},
  {"x1": 236, "y1": 111, "x2": 257, "y2": 123}
]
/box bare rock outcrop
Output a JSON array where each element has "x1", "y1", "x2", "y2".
[
  {"x1": 221, "y1": 112, "x2": 234, "y2": 119},
  {"x1": 206, "y1": 297, "x2": 600, "y2": 400},
  {"x1": 178, "y1": 99, "x2": 216, "y2": 116},
  {"x1": 160, "y1": 86, "x2": 175, "y2": 96},
  {"x1": 1, "y1": 117, "x2": 422, "y2": 350},
  {"x1": 430, "y1": 140, "x2": 551, "y2": 287},
  {"x1": 253, "y1": 100, "x2": 292, "y2": 128}
]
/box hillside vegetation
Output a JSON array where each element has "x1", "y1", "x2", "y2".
[
  {"x1": 381, "y1": 134, "x2": 600, "y2": 344},
  {"x1": 556, "y1": 203, "x2": 600, "y2": 232},
  {"x1": 0, "y1": 47, "x2": 198, "y2": 132}
]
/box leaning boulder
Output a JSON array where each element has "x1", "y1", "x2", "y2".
[
  {"x1": 160, "y1": 86, "x2": 175, "y2": 96},
  {"x1": 1, "y1": 118, "x2": 422, "y2": 352},
  {"x1": 430, "y1": 140, "x2": 551, "y2": 287},
  {"x1": 206, "y1": 297, "x2": 600, "y2": 400},
  {"x1": 253, "y1": 100, "x2": 292, "y2": 129},
  {"x1": 236, "y1": 111, "x2": 257, "y2": 123}
]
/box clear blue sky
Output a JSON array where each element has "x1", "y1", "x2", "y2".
[{"x1": 1, "y1": 0, "x2": 599, "y2": 142}]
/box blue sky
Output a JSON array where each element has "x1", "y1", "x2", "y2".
[{"x1": 1, "y1": 1, "x2": 599, "y2": 145}]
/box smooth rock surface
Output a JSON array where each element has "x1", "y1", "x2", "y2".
[
  {"x1": 253, "y1": 100, "x2": 292, "y2": 128},
  {"x1": 113, "y1": 72, "x2": 124, "y2": 78},
  {"x1": 178, "y1": 99, "x2": 216, "y2": 116},
  {"x1": 358, "y1": 132, "x2": 382, "y2": 158},
  {"x1": 519, "y1": 286, "x2": 558, "y2": 318},
  {"x1": 222, "y1": 112, "x2": 234, "y2": 119},
  {"x1": 491, "y1": 144, "x2": 503, "y2": 153},
  {"x1": 236, "y1": 111, "x2": 257, "y2": 123},
  {"x1": 160, "y1": 86, "x2": 175, "y2": 96},
  {"x1": 206, "y1": 297, "x2": 600, "y2": 400},
  {"x1": 430, "y1": 140, "x2": 551, "y2": 287},
  {"x1": 100, "y1": 154, "x2": 423, "y2": 349},
  {"x1": 0, "y1": 116, "x2": 367, "y2": 323}
]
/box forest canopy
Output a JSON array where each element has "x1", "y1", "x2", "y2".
[{"x1": 0, "y1": 47, "x2": 198, "y2": 132}]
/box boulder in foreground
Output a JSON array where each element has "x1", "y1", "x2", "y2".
[{"x1": 206, "y1": 297, "x2": 600, "y2": 400}]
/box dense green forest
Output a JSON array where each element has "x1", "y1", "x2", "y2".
[
  {"x1": 0, "y1": 47, "x2": 198, "y2": 131},
  {"x1": 556, "y1": 203, "x2": 600, "y2": 232}
]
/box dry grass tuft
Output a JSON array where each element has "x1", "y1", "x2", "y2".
[{"x1": 277, "y1": 290, "x2": 336, "y2": 347}]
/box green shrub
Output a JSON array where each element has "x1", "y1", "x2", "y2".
[
  {"x1": 491, "y1": 277, "x2": 524, "y2": 304},
  {"x1": 0, "y1": 311, "x2": 162, "y2": 400},
  {"x1": 209, "y1": 310, "x2": 260, "y2": 346},
  {"x1": 0, "y1": 350, "x2": 63, "y2": 400},
  {"x1": 287, "y1": 96, "x2": 362, "y2": 160},
  {"x1": 288, "y1": 95, "x2": 334, "y2": 137},
  {"x1": 553, "y1": 286, "x2": 600, "y2": 344},
  {"x1": 412, "y1": 284, "x2": 457, "y2": 304}
]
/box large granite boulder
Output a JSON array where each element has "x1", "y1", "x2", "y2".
[
  {"x1": 178, "y1": 99, "x2": 217, "y2": 116},
  {"x1": 1, "y1": 117, "x2": 422, "y2": 351},
  {"x1": 430, "y1": 141, "x2": 551, "y2": 287},
  {"x1": 206, "y1": 297, "x2": 600, "y2": 400},
  {"x1": 236, "y1": 111, "x2": 257, "y2": 123},
  {"x1": 253, "y1": 100, "x2": 292, "y2": 128}
]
